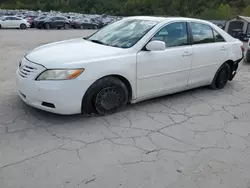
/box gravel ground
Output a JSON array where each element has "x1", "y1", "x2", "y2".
[{"x1": 1, "y1": 29, "x2": 250, "y2": 188}]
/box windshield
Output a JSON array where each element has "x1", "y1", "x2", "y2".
[{"x1": 87, "y1": 19, "x2": 158, "y2": 48}]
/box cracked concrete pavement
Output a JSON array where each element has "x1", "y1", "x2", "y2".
[{"x1": 1, "y1": 30, "x2": 250, "y2": 188}]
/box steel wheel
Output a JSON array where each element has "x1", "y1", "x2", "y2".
[
  {"x1": 82, "y1": 76, "x2": 129, "y2": 115},
  {"x1": 216, "y1": 66, "x2": 230, "y2": 89},
  {"x1": 210, "y1": 63, "x2": 230, "y2": 90},
  {"x1": 95, "y1": 87, "x2": 124, "y2": 114},
  {"x1": 80, "y1": 25, "x2": 84, "y2": 29}
]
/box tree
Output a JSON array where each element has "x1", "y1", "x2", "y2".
[
  {"x1": 243, "y1": 5, "x2": 250, "y2": 16},
  {"x1": 216, "y1": 3, "x2": 232, "y2": 19}
]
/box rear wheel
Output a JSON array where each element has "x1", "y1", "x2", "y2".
[
  {"x1": 64, "y1": 23, "x2": 70, "y2": 29},
  {"x1": 45, "y1": 23, "x2": 50, "y2": 29},
  {"x1": 210, "y1": 63, "x2": 230, "y2": 90},
  {"x1": 0, "y1": 24, "x2": 2, "y2": 29},
  {"x1": 246, "y1": 50, "x2": 250, "y2": 62},
  {"x1": 82, "y1": 77, "x2": 129, "y2": 115},
  {"x1": 20, "y1": 24, "x2": 26, "y2": 29}
]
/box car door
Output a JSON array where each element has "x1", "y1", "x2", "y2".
[
  {"x1": 136, "y1": 22, "x2": 193, "y2": 98},
  {"x1": 13, "y1": 17, "x2": 21, "y2": 28},
  {"x1": 47, "y1": 17, "x2": 55, "y2": 28},
  {"x1": 2, "y1": 17, "x2": 12, "y2": 28},
  {"x1": 55, "y1": 17, "x2": 64, "y2": 27},
  {"x1": 188, "y1": 22, "x2": 229, "y2": 86}
]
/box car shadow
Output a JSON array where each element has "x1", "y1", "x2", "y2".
[{"x1": 22, "y1": 85, "x2": 213, "y2": 125}]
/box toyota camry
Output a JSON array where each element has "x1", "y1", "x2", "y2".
[{"x1": 16, "y1": 16, "x2": 244, "y2": 115}]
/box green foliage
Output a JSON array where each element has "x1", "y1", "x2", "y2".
[
  {"x1": 243, "y1": 5, "x2": 250, "y2": 16},
  {"x1": 0, "y1": 0, "x2": 249, "y2": 19}
]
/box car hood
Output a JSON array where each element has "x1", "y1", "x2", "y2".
[{"x1": 26, "y1": 38, "x2": 130, "y2": 68}]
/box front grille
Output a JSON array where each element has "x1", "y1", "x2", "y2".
[
  {"x1": 19, "y1": 65, "x2": 37, "y2": 78},
  {"x1": 18, "y1": 58, "x2": 46, "y2": 80}
]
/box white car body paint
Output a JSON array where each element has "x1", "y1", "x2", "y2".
[
  {"x1": 16, "y1": 16, "x2": 244, "y2": 115},
  {"x1": 0, "y1": 16, "x2": 30, "y2": 28}
]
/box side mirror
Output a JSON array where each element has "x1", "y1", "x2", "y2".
[{"x1": 146, "y1": 41, "x2": 165, "y2": 51}]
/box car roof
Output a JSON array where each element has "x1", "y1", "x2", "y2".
[{"x1": 123, "y1": 16, "x2": 212, "y2": 24}]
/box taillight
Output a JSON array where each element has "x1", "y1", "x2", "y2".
[{"x1": 241, "y1": 45, "x2": 245, "y2": 53}]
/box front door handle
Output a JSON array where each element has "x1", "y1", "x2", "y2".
[
  {"x1": 182, "y1": 51, "x2": 192, "y2": 57},
  {"x1": 220, "y1": 46, "x2": 227, "y2": 51}
]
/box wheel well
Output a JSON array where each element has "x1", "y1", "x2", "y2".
[
  {"x1": 87, "y1": 75, "x2": 133, "y2": 102},
  {"x1": 106, "y1": 75, "x2": 133, "y2": 101},
  {"x1": 81, "y1": 75, "x2": 133, "y2": 114},
  {"x1": 224, "y1": 60, "x2": 234, "y2": 73}
]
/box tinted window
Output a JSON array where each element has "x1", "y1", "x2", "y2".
[
  {"x1": 213, "y1": 30, "x2": 225, "y2": 42},
  {"x1": 13, "y1": 17, "x2": 21, "y2": 20},
  {"x1": 48, "y1": 17, "x2": 56, "y2": 21},
  {"x1": 151, "y1": 22, "x2": 188, "y2": 48},
  {"x1": 56, "y1": 17, "x2": 66, "y2": 21},
  {"x1": 190, "y1": 22, "x2": 214, "y2": 44}
]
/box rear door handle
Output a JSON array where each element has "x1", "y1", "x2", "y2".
[{"x1": 182, "y1": 51, "x2": 192, "y2": 57}]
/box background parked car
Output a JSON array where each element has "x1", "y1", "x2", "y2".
[
  {"x1": 35, "y1": 16, "x2": 70, "y2": 29},
  {"x1": 33, "y1": 15, "x2": 47, "y2": 28},
  {"x1": 246, "y1": 40, "x2": 250, "y2": 62},
  {"x1": 72, "y1": 19, "x2": 99, "y2": 29},
  {"x1": 0, "y1": 16, "x2": 30, "y2": 29},
  {"x1": 25, "y1": 15, "x2": 38, "y2": 28}
]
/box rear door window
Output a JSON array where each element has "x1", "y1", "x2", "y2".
[{"x1": 190, "y1": 22, "x2": 215, "y2": 44}]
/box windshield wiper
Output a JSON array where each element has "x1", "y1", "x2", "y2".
[{"x1": 88, "y1": 39, "x2": 105, "y2": 45}]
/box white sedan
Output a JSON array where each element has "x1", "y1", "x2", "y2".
[
  {"x1": 16, "y1": 16, "x2": 244, "y2": 115},
  {"x1": 0, "y1": 16, "x2": 30, "y2": 29}
]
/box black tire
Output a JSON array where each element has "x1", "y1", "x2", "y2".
[
  {"x1": 64, "y1": 23, "x2": 70, "y2": 29},
  {"x1": 0, "y1": 24, "x2": 2, "y2": 29},
  {"x1": 45, "y1": 23, "x2": 50, "y2": 29},
  {"x1": 210, "y1": 63, "x2": 230, "y2": 90},
  {"x1": 20, "y1": 24, "x2": 27, "y2": 29},
  {"x1": 82, "y1": 76, "x2": 129, "y2": 115},
  {"x1": 246, "y1": 50, "x2": 250, "y2": 62}
]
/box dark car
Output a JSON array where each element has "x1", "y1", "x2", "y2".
[
  {"x1": 33, "y1": 15, "x2": 47, "y2": 28},
  {"x1": 72, "y1": 19, "x2": 99, "y2": 29},
  {"x1": 25, "y1": 15, "x2": 38, "y2": 28},
  {"x1": 35, "y1": 16, "x2": 70, "y2": 29}
]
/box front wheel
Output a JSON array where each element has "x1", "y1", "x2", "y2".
[
  {"x1": 210, "y1": 63, "x2": 230, "y2": 90},
  {"x1": 20, "y1": 24, "x2": 27, "y2": 29},
  {"x1": 82, "y1": 77, "x2": 129, "y2": 115}
]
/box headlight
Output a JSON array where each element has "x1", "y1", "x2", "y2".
[{"x1": 36, "y1": 69, "x2": 84, "y2": 80}]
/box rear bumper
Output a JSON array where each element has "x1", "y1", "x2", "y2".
[{"x1": 229, "y1": 56, "x2": 244, "y2": 81}]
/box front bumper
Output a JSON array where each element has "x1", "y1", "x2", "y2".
[{"x1": 16, "y1": 70, "x2": 94, "y2": 115}]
